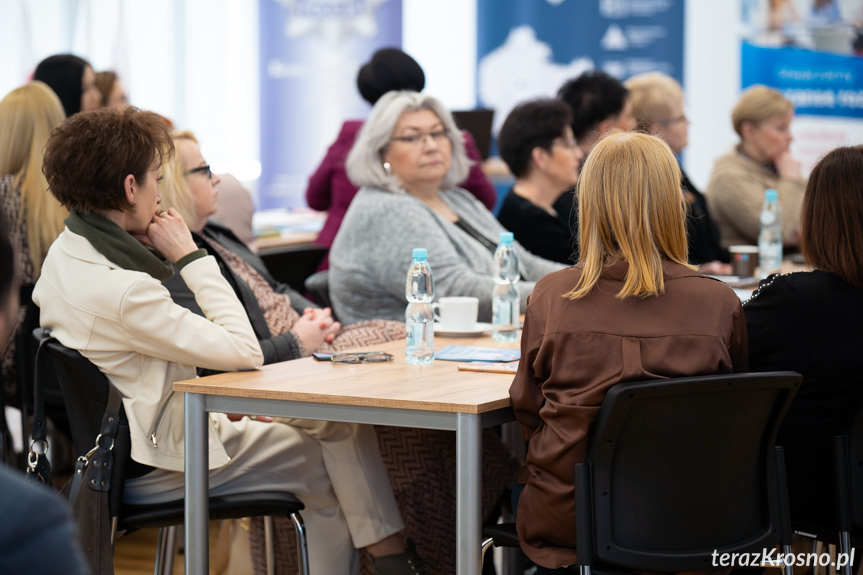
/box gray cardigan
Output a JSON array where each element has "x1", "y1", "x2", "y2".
[{"x1": 329, "y1": 187, "x2": 564, "y2": 325}]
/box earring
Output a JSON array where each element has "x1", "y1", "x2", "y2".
[{"x1": 383, "y1": 161, "x2": 392, "y2": 175}]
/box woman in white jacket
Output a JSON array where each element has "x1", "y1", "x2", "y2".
[{"x1": 33, "y1": 107, "x2": 426, "y2": 575}]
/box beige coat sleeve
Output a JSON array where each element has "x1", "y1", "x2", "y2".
[
  {"x1": 707, "y1": 159, "x2": 804, "y2": 246},
  {"x1": 119, "y1": 256, "x2": 264, "y2": 371}
]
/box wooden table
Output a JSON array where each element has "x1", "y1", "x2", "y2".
[
  {"x1": 255, "y1": 230, "x2": 320, "y2": 251},
  {"x1": 175, "y1": 335, "x2": 519, "y2": 575}
]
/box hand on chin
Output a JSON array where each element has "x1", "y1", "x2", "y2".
[{"x1": 131, "y1": 231, "x2": 155, "y2": 249}]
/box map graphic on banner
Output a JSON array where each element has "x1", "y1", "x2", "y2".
[
  {"x1": 477, "y1": 0, "x2": 684, "y2": 135},
  {"x1": 740, "y1": 0, "x2": 863, "y2": 175},
  {"x1": 259, "y1": 0, "x2": 401, "y2": 210}
]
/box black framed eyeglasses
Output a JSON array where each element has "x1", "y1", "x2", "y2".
[
  {"x1": 390, "y1": 129, "x2": 449, "y2": 146},
  {"x1": 330, "y1": 352, "x2": 394, "y2": 364},
  {"x1": 184, "y1": 165, "x2": 213, "y2": 179}
]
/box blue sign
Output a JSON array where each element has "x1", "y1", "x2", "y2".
[
  {"x1": 259, "y1": 0, "x2": 402, "y2": 210},
  {"x1": 476, "y1": 0, "x2": 684, "y2": 136},
  {"x1": 742, "y1": 41, "x2": 863, "y2": 118}
]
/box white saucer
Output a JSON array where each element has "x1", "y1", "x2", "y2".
[{"x1": 434, "y1": 322, "x2": 493, "y2": 337}]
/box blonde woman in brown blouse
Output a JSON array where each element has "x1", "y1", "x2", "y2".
[
  {"x1": 0, "y1": 82, "x2": 66, "y2": 401},
  {"x1": 510, "y1": 131, "x2": 748, "y2": 572}
]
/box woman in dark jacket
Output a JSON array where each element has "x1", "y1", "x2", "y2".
[
  {"x1": 745, "y1": 145, "x2": 863, "y2": 526},
  {"x1": 496, "y1": 99, "x2": 584, "y2": 264},
  {"x1": 33, "y1": 54, "x2": 101, "y2": 117}
]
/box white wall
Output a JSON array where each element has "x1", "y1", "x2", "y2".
[
  {"x1": 403, "y1": 0, "x2": 477, "y2": 110},
  {"x1": 0, "y1": 0, "x2": 260, "y2": 181},
  {"x1": 683, "y1": 0, "x2": 743, "y2": 190}
]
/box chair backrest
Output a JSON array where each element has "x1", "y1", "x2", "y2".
[
  {"x1": 35, "y1": 334, "x2": 153, "y2": 516},
  {"x1": 579, "y1": 371, "x2": 801, "y2": 572},
  {"x1": 16, "y1": 288, "x2": 66, "y2": 416},
  {"x1": 305, "y1": 270, "x2": 332, "y2": 310},
  {"x1": 259, "y1": 244, "x2": 327, "y2": 293},
  {"x1": 840, "y1": 400, "x2": 863, "y2": 528}
]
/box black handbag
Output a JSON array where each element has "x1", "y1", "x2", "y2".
[
  {"x1": 26, "y1": 336, "x2": 53, "y2": 486},
  {"x1": 66, "y1": 384, "x2": 121, "y2": 575},
  {"x1": 33, "y1": 334, "x2": 120, "y2": 575}
]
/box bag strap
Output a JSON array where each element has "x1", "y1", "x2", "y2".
[
  {"x1": 26, "y1": 334, "x2": 54, "y2": 486},
  {"x1": 68, "y1": 384, "x2": 123, "y2": 502}
]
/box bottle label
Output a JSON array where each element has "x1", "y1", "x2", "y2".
[{"x1": 760, "y1": 211, "x2": 777, "y2": 226}]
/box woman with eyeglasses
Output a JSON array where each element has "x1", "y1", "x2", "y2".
[
  {"x1": 33, "y1": 109, "x2": 430, "y2": 575},
  {"x1": 329, "y1": 91, "x2": 563, "y2": 326},
  {"x1": 625, "y1": 72, "x2": 732, "y2": 274},
  {"x1": 306, "y1": 48, "x2": 495, "y2": 272},
  {"x1": 162, "y1": 127, "x2": 516, "y2": 575},
  {"x1": 160, "y1": 130, "x2": 406, "y2": 368},
  {"x1": 496, "y1": 99, "x2": 584, "y2": 264}
]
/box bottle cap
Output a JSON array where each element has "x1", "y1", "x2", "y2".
[
  {"x1": 498, "y1": 231, "x2": 514, "y2": 245},
  {"x1": 765, "y1": 189, "x2": 778, "y2": 202},
  {"x1": 412, "y1": 248, "x2": 427, "y2": 260}
]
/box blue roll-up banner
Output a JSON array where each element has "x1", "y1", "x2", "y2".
[
  {"x1": 743, "y1": 41, "x2": 863, "y2": 118},
  {"x1": 741, "y1": 40, "x2": 863, "y2": 174},
  {"x1": 259, "y1": 0, "x2": 402, "y2": 210},
  {"x1": 477, "y1": 0, "x2": 685, "y2": 135}
]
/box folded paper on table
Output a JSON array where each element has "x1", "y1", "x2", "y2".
[
  {"x1": 435, "y1": 345, "x2": 520, "y2": 362},
  {"x1": 457, "y1": 361, "x2": 519, "y2": 374}
]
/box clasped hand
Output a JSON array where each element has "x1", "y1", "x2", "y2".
[{"x1": 292, "y1": 307, "x2": 341, "y2": 353}]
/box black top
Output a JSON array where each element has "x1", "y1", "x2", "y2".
[
  {"x1": 681, "y1": 169, "x2": 731, "y2": 265},
  {"x1": 745, "y1": 270, "x2": 863, "y2": 524},
  {"x1": 539, "y1": 170, "x2": 729, "y2": 266},
  {"x1": 497, "y1": 188, "x2": 576, "y2": 264}
]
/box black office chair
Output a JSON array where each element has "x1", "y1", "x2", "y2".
[
  {"x1": 482, "y1": 372, "x2": 801, "y2": 575},
  {"x1": 13, "y1": 286, "x2": 70, "y2": 468},
  {"x1": 304, "y1": 270, "x2": 333, "y2": 310},
  {"x1": 791, "y1": 402, "x2": 863, "y2": 575},
  {"x1": 259, "y1": 243, "x2": 327, "y2": 293},
  {"x1": 36, "y1": 331, "x2": 310, "y2": 575}
]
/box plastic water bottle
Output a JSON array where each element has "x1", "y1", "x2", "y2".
[
  {"x1": 758, "y1": 189, "x2": 783, "y2": 279},
  {"x1": 492, "y1": 232, "x2": 520, "y2": 342},
  {"x1": 405, "y1": 248, "x2": 435, "y2": 365}
]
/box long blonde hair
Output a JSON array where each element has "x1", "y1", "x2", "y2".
[
  {"x1": 0, "y1": 82, "x2": 67, "y2": 276},
  {"x1": 158, "y1": 130, "x2": 198, "y2": 229},
  {"x1": 565, "y1": 131, "x2": 692, "y2": 300}
]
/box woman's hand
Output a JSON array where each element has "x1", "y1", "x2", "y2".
[
  {"x1": 136, "y1": 208, "x2": 199, "y2": 263},
  {"x1": 774, "y1": 150, "x2": 802, "y2": 181},
  {"x1": 291, "y1": 307, "x2": 342, "y2": 354}
]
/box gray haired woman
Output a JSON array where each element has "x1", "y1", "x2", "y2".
[{"x1": 330, "y1": 91, "x2": 562, "y2": 325}]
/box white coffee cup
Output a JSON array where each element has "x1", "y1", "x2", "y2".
[{"x1": 431, "y1": 296, "x2": 479, "y2": 331}]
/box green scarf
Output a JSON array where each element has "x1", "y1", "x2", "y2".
[{"x1": 66, "y1": 211, "x2": 174, "y2": 281}]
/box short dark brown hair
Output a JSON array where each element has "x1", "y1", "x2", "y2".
[
  {"x1": 498, "y1": 99, "x2": 572, "y2": 178},
  {"x1": 43, "y1": 107, "x2": 173, "y2": 213},
  {"x1": 801, "y1": 145, "x2": 863, "y2": 288},
  {"x1": 558, "y1": 70, "x2": 629, "y2": 142}
]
